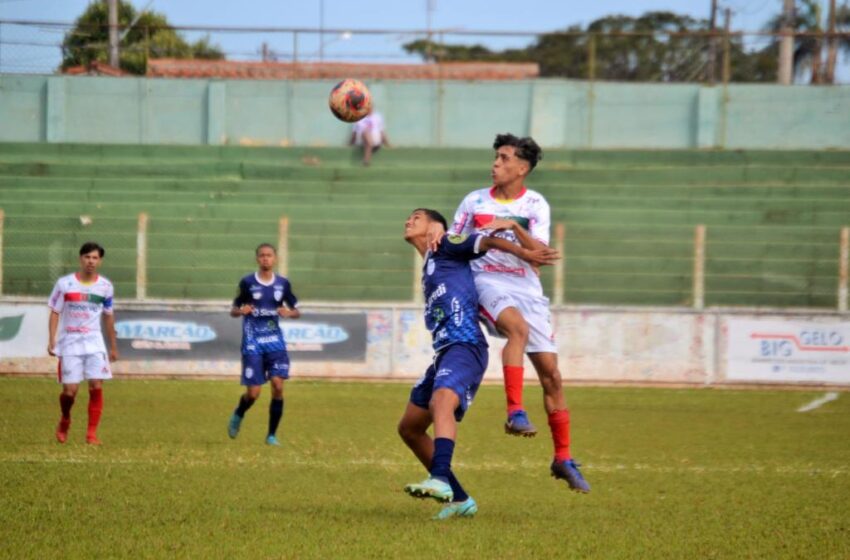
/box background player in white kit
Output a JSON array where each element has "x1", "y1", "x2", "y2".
[
  {"x1": 48, "y1": 242, "x2": 119, "y2": 445},
  {"x1": 435, "y1": 133, "x2": 590, "y2": 493}
]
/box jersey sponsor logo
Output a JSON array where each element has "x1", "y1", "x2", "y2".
[
  {"x1": 425, "y1": 283, "x2": 447, "y2": 310},
  {"x1": 482, "y1": 263, "x2": 527, "y2": 276},
  {"x1": 116, "y1": 320, "x2": 217, "y2": 343},
  {"x1": 64, "y1": 292, "x2": 107, "y2": 304},
  {"x1": 256, "y1": 335, "x2": 282, "y2": 345},
  {"x1": 436, "y1": 367, "x2": 452, "y2": 378},
  {"x1": 451, "y1": 297, "x2": 463, "y2": 326},
  {"x1": 472, "y1": 214, "x2": 530, "y2": 230},
  {"x1": 252, "y1": 291, "x2": 262, "y2": 300}
]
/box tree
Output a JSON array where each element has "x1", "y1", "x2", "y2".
[
  {"x1": 765, "y1": 0, "x2": 850, "y2": 83},
  {"x1": 403, "y1": 11, "x2": 779, "y2": 82},
  {"x1": 61, "y1": 0, "x2": 224, "y2": 75}
]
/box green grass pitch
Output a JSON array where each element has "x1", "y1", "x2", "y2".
[{"x1": 0, "y1": 377, "x2": 847, "y2": 559}]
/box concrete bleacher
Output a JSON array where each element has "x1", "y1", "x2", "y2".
[{"x1": 1, "y1": 143, "x2": 848, "y2": 307}]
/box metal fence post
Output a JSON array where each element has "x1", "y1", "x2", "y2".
[
  {"x1": 554, "y1": 223, "x2": 565, "y2": 305},
  {"x1": 278, "y1": 216, "x2": 289, "y2": 278},
  {"x1": 412, "y1": 249, "x2": 424, "y2": 304},
  {"x1": 839, "y1": 226, "x2": 849, "y2": 312},
  {"x1": 136, "y1": 212, "x2": 148, "y2": 300},
  {"x1": 0, "y1": 209, "x2": 4, "y2": 295},
  {"x1": 693, "y1": 224, "x2": 706, "y2": 310}
]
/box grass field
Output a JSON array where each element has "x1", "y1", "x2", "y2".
[{"x1": 0, "y1": 377, "x2": 847, "y2": 559}]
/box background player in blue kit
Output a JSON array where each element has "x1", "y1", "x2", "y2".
[
  {"x1": 398, "y1": 209, "x2": 558, "y2": 519},
  {"x1": 228, "y1": 243, "x2": 300, "y2": 445}
]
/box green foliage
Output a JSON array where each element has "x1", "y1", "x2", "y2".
[
  {"x1": 404, "y1": 10, "x2": 782, "y2": 82},
  {"x1": 0, "y1": 378, "x2": 848, "y2": 558},
  {"x1": 61, "y1": 0, "x2": 224, "y2": 75}
]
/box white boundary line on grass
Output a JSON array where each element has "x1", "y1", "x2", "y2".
[
  {"x1": 1, "y1": 455, "x2": 845, "y2": 477},
  {"x1": 797, "y1": 392, "x2": 839, "y2": 413}
]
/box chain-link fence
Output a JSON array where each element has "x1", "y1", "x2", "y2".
[{"x1": 1, "y1": 19, "x2": 849, "y2": 84}]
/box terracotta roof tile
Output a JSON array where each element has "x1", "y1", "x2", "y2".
[{"x1": 146, "y1": 59, "x2": 538, "y2": 80}]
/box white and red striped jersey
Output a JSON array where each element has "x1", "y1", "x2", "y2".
[
  {"x1": 48, "y1": 273, "x2": 114, "y2": 356},
  {"x1": 451, "y1": 186, "x2": 551, "y2": 294}
]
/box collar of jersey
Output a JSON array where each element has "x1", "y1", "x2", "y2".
[
  {"x1": 489, "y1": 185, "x2": 527, "y2": 204},
  {"x1": 74, "y1": 272, "x2": 99, "y2": 286},
  {"x1": 254, "y1": 272, "x2": 276, "y2": 286}
]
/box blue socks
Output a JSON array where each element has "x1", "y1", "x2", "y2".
[
  {"x1": 268, "y1": 398, "x2": 284, "y2": 436},
  {"x1": 430, "y1": 437, "x2": 455, "y2": 481},
  {"x1": 235, "y1": 395, "x2": 255, "y2": 418},
  {"x1": 448, "y1": 472, "x2": 469, "y2": 503}
]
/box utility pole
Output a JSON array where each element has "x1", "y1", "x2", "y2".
[
  {"x1": 825, "y1": 0, "x2": 838, "y2": 83},
  {"x1": 778, "y1": 0, "x2": 795, "y2": 85},
  {"x1": 722, "y1": 7, "x2": 732, "y2": 84},
  {"x1": 319, "y1": 0, "x2": 324, "y2": 62},
  {"x1": 108, "y1": 0, "x2": 119, "y2": 68},
  {"x1": 707, "y1": 0, "x2": 718, "y2": 84}
]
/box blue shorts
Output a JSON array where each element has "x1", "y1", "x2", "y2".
[
  {"x1": 241, "y1": 351, "x2": 290, "y2": 386},
  {"x1": 409, "y1": 343, "x2": 488, "y2": 422}
]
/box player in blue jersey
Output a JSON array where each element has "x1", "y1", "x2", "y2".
[
  {"x1": 398, "y1": 208, "x2": 558, "y2": 519},
  {"x1": 227, "y1": 243, "x2": 300, "y2": 446}
]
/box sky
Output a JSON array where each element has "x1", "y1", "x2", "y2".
[{"x1": 0, "y1": 0, "x2": 838, "y2": 78}]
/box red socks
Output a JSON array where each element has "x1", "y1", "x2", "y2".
[
  {"x1": 548, "y1": 409, "x2": 571, "y2": 462},
  {"x1": 503, "y1": 365, "x2": 525, "y2": 414},
  {"x1": 59, "y1": 393, "x2": 75, "y2": 420},
  {"x1": 87, "y1": 388, "x2": 103, "y2": 438}
]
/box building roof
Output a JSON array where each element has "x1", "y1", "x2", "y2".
[{"x1": 146, "y1": 59, "x2": 539, "y2": 80}]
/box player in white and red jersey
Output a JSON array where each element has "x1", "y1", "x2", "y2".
[
  {"x1": 444, "y1": 133, "x2": 590, "y2": 493},
  {"x1": 47, "y1": 242, "x2": 119, "y2": 445}
]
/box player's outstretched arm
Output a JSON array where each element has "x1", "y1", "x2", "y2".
[
  {"x1": 480, "y1": 236, "x2": 560, "y2": 268},
  {"x1": 482, "y1": 218, "x2": 549, "y2": 251}
]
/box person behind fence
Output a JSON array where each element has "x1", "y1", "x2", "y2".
[
  {"x1": 349, "y1": 108, "x2": 389, "y2": 166},
  {"x1": 48, "y1": 241, "x2": 119, "y2": 445},
  {"x1": 227, "y1": 243, "x2": 300, "y2": 446}
]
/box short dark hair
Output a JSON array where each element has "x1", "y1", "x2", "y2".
[
  {"x1": 493, "y1": 133, "x2": 543, "y2": 171},
  {"x1": 79, "y1": 241, "x2": 105, "y2": 257},
  {"x1": 412, "y1": 208, "x2": 448, "y2": 231},
  {"x1": 255, "y1": 243, "x2": 277, "y2": 256}
]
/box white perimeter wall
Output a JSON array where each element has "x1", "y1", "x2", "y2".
[{"x1": 1, "y1": 299, "x2": 848, "y2": 386}]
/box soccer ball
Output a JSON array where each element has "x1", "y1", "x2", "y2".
[{"x1": 328, "y1": 79, "x2": 372, "y2": 123}]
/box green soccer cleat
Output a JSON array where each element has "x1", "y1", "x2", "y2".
[
  {"x1": 227, "y1": 413, "x2": 242, "y2": 439},
  {"x1": 404, "y1": 476, "x2": 453, "y2": 503},
  {"x1": 433, "y1": 497, "x2": 478, "y2": 520},
  {"x1": 265, "y1": 434, "x2": 281, "y2": 446}
]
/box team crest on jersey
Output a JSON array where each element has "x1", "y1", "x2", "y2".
[
  {"x1": 274, "y1": 288, "x2": 283, "y2": 301},
  {"x1": 426, "y1": 259, "x2": 435, "y2": 276},
  {"x1": 447, "y1": 234, "x2": 468, "y2": 245},
  {"x1": 245, "y1": 367, "x2": 254, "y2": 378}
]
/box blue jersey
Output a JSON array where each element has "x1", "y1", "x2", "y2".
[
  {"x1": 422, "y1": 233, "x2": 488, "y2": 351},
  {"x1": 232, "y1": 272, "x2": 298, "y2": 355}
]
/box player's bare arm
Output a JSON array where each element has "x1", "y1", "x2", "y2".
[
  {"x1": 278, "y1": 306, "x2": 301, "y2": 319},
  {"x1": 102, "y1": 312, "x2": 119, "y2": 362},
  {"x1": 480, "y1": 236, "x2": 559, "y2": 268},
  {"x1": 47, "y1": 310, "x2": 60, "y2": 356},
  {"x1": 482, "y1": 218, "x2": 550, "y2": 252},
  {"x1": 231, "y1": 304, "x2": 254, "y2": 317}
]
